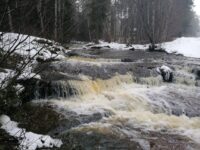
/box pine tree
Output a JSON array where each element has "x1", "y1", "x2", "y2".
[{"x1": 86, "y1": 0, "x2": 111, "y2": 43}]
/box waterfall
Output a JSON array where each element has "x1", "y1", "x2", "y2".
[
  {"x1": 32, "y1": 63, "x2": 200, "y2": 149},
  {"x1": 34, "y1": 74, "x2": 135, "y2": 99}
]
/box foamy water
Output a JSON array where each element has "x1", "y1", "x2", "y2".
[{"x1": 35, "y1": 74, "x2": 200, "y2": 148}]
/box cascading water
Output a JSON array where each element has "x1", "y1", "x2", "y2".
[{"x1": 33, "y1": 54, "x2": 200, "y2": 150}]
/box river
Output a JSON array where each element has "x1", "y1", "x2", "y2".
[{"x1": 21, "y1": 48, "x2": 200, "y2": 149}]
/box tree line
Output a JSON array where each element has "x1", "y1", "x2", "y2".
[{"x1": 0, "y1": 0, "x2": 199, "y2": 44}]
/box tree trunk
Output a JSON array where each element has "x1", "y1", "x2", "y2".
[
  {"x1": 54, "y1": 0, "x2": 58, "y2": 41},
  {"x1": 37, "y1": 0, "x2": 44, "y2": 35},
  {"x1": 7, "y1": 5, "x2": 14, "y2": 32}
]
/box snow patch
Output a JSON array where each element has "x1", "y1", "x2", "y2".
[
  {"x1": 18, "y1": 64, "x2": 41, "y2": 80},
  {"x1": 0, "y1": 115, "x2": 62, "y2": 150},
  {"x1": 162, "y1": 37, "x2": 200, "y2": 58}
]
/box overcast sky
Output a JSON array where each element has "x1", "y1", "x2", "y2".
[{"x1": 193, "y1": 0, "x2": 200, "y2": 16}]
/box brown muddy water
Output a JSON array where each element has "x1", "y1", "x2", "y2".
[{"x1": 6, "y1": 49, "x2": 200, "y2": 150}]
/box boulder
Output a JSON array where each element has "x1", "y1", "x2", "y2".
[
  {"x1": 156, "y1": 65, "x2": 173, "y2": 82},
  {"x1": 90, "y1": 45, "x2": 111, "y2": 49},
  {"x1": 121, "y1": 58, "x2": 133, "y2": 62},
  {"x1": 90, "y1": 46, "x2": 102, "y2": 49},
  {"x1": 195, "y1": 81, "x2": 200, "y2": 87},
  {"x1": 129, "y1": 47, "x2": 135, "y2": 51},
  {"x1": 192, "y1": 69, "x2": 200, "y2": 80}
]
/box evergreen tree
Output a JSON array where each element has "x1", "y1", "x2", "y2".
[
  {"x1": 86, "y1": 0, "x2": 110, "y2": 43},
  {"x1": 0, "y1": 0, "x2": 198, "y2": 43}
]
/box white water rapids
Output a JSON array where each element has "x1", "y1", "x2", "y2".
[{"x1": 35, "y1": 72, "x2": 200, "y2": 149}]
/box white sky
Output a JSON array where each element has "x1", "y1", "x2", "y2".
[{"x1": 193, "y1": 0, "x2": 200, "y2": 16}]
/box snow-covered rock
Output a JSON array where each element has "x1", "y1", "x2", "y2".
[
  {"x1": 0, "y1": 69, "x2": 15, "y2": 87},
  {"x1": 0, "y1": 32, "x2": 67, "y2": 61},
  {"x1": 83, "y1": 40, "x2": 148, "y2": 50},
  {"x1": 0, "y1": 67, "x2": 40, "y2": 87},
  {"x1": 156, "y1": 65, "x2": 173, "y2": 82},
  {"x1": 80, "y1": 37, "x2": 200, "y2": 59},
  {"x1": 0, "y1": 115, "x2": 63, "y2": 150},
  {"x1": 0, "y1": 32, "x2": 70, "y2": 87}
]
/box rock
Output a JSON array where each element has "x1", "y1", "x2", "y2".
[
  {"x1": 176, "y1": 53, "x2": 184, "y2": 56},
  {"x1": 85, "y1": 43, "x2": 94, "y2": 47},
  {"x1": 60, "y1": 125, "x2": 197, "y2": 150},
  {"x1": 90, "y1": 45, "x2": 111, "y2": 50},
  {"x1": 90, "y1": 46, "x2": 102, "y2": 49},
  {"x1": 104, "y1": 46, "x2": 111, "y2": 49},
  {"x1": 67, "y1": 51, "x2": 79, "y2": 57},
  {"x1": 121, "y1": 58, "x2": 133, "y2": 62},
  {"x1": 148, "y1": 45, "x2": 168, "y2": 54},
  {"x1": 156, "y1": 65, "x2": 173, "y2": 82},
  {"x1": 0, "y1": 68, "x2": 7, "y2": 73},
  {"x1": 10, "y1": 104, "x2": 61, "y2": 135},
  {"x1": 0, "y1": 115, "x2": 11, "y2": 125},
  {"x1": 36, "y1": 57, "x2": 59, "y2": 63},
  {"x1": 129, "y1": 47, "x2": 135, "y2": 51},
  {"x1": 197, "y1": 70, "x2": 200, "y2": 78},
  {"x1": 34, "y1": 39, "x2": 53, "y2": 46},
  {"x1": 64, "y1": 46, "x2": 69, "y2": 49},
  {"x1": 192, "y1": 68, "x2": 200, "y2": 80},
  {"x1": 148, "y1": 45, "x2": 158, "y2": 51},
  {"x1": 60, "y1": 130, "x2": 142, "y2": 150},
  {"x1": 0, "y1": 129, "x2": 18, "y2": 149},
  {"x1": 195, "y1": 80, "x2": 200, "y2": 87}
]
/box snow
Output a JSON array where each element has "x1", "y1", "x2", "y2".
[
  {"x1": 103, "y1": 37, "x2": 200, "y2": 58},
  {"x1": 18, "y1": 65, "x2": 41, "y2": 80},
  {"x1": 0, "y1": 69, "x2": 26, "y2": 95},
  {"x1": 0, "y1": 115, "x2": 63, "y2": 150},
  {"x1": 84, "y1": 40, "x2": 148, "y2": 50},
  {"x1": 156, "y1": 65, "x2": 172, "y2": 74},
  {"x1": 193, "y1": 0, "x2": 200, "y2": 16},
  {"x1": 0, "y1": 32, "x2": 67, "y2": 60},
  {"x1": 0, "y1": 69, "x2": 15, "y2": 87},
  {"x1": 0, "y1": 32, "x2": 70, "y2": 87},
  {"x1": 81, "y1": 37, "x2": 200, "y2": 58},
  {"x1": 2, "y1": 33, "x2": 199, "y2": 60},
  {"x1": 0, "y1": 66, "x2": 40, "y2": 88},
  {"x1": 156, "y1": 65, "x2": 173, "y2": 82},
  {"x1": 162, "y1": 37, "x2": 200, "y2": 58},
  {"x1": 15, "y1": 84, "x2": 25, "y2": 95}
]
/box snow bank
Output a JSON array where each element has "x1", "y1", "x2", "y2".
[
  {"x1": 97, "y1": 38, "x2": 200, "y2": 58},
  {"x1": 0, "y1": 115, "x2": 62, "y2": 150},
  {"x1": 162, "y1": 37, "x2": 200, "y2": 58},
  {"x1": 0, "y1": 32, "x2": 70, "y2": 86},
  {"x1": 81, "y1": 37, "x2": 200, "y2": 58},
  {"x1": 0, "y1": 32, "x2": 67, "y2": 60}
]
